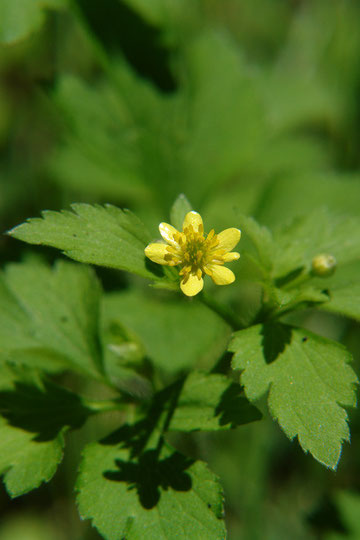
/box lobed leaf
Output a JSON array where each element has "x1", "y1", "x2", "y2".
[
  {"x1": 229, "y1": 323, "x2": 358, "y2": 469},
  {"x1": 0, "y1": 364, "x2": 91, "y2": 496},
  {"x1": 168, "y1": 371, "x2": 262, "y2": 432},
  {"x1": 76, "y1": 424, "x2": 225, "y2": 540},
  {"x1": 0, "y1": 259, "x2": 102, "y2": 377},
  {"x1": 8, "y1": 204, "x2": 164, "y2": 281}
]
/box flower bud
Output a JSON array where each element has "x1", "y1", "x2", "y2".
[{"x1": 311, "y1": 254, "x2": 337, "y2": 277}]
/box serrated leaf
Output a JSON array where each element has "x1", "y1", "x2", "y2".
[
  {"x1": 229, "y1": 323, "x2": 358, "y2": 469},
  {"x1": 168, "y1": 371, "x2": 261, "y2": 431},
  {"x1": 0, "y1": 0, "x2": 67, "y2": 44},
  {"x1": 0, "y1": 418, "x2": 63, "y2": 497},
  {"x1": 8, "y1": 204, "x2": 165, "y2": 281},
  {"x1": 76, "y1": 425, "x2": 225, "y2": 540},
  {"x1": 102, "y1": 290, "x2": 231, "y2": 373},
  {"x1": 0, "y1": 364, "x2": 91, "y2": 496},
  {"x1": 50, "y1": 29, "x2": 266, "y2": 210},
  {"x1": 0, "y1": 260, "x2": 102, "y2": 377},
  {"x1": 170, "y1": 194, "x2": 193, "y2": 231}
]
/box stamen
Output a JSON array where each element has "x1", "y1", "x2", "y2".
[
  {"x1": 196, "y1": 268, "x2": 202, "y2": 280},
  {"x1": 182, "y1": 274, "x2": 190, "y2": 284}
]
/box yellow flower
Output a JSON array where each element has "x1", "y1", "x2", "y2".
[{"x1": 145, "y1": 211, "x2": 241, "y2": 296}]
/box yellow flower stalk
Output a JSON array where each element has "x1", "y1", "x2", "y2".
[{"x1": 145, "y1": 211, "x2": 241, "y2": 296}]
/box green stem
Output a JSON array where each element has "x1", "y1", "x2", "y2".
[{"x1": 200, "y1": 292, "x2": 243, "y2": 330}]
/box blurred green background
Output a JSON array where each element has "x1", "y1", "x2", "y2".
[{"x1": 1, "y1": 1, "x2": 360, "y2": 538}]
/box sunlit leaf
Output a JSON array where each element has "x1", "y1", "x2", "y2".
[
  {"x1": 77, "y1": 424, "x2": 225, "y2": 539},
  {"x1": 168, "y1": 371, "x2": 261, "y2": 431},
  {"x1": 9, "y1": 204, "x2": 164, "y2": 282},
  {"x1": 229, "y1": 323, "x2": 358, "y2": 469}
]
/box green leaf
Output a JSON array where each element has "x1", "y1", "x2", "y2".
[
  {"x1": 168, "y1": 371, "x2": 261, "y2": 431},
  {"x1": 170, "y1": 194, "x2": 193, "y2": 231},
  {"x1": 49, "y1": 30, "x2": 266, "y2": 211},
  {"x1": 0, "y1": 0, "x2": 67, "y2": 44},
  {"x1": 0, "y1": 417, "x2": 63, "y2": 498},
  {"x1": 325, "y1": 491, "x2": 360, "y2": 540},
  {"x1": 50, "y1": 75, "x2": 151, "y2": 203},
  {"x1": 318, "y1": 262, "x2": 360, "y2": 322},
  {"x1": 235, "y1": 213, "x2": 274, "y2": 274},
  {"x1": 256, "y1": 174, "x2": 360, "y2": 228},
  {"x1": 102, "y1": 290, "x2": 231, "y2": 373},
  {"x1": 0, "y1": 260, "x2": 102, "y2": 377},
  {"x1": 323, "y1": 284, "x2": 360, "y2": 322},
  {"x1": 229, "y1": 323, "x2": 358, "y2": 469},
  {"x1": 8, "y1": 204, "x2": 164, "y2": 281},
  {"x1": 180, "y1": 31, "x2": 265, "y2": 204},
  {"x1": 76, "y1": 425, "x2": 225, "y2": 540},
  {"x1": 273, "y1": 209, "x2": 360, "y2": 279},
  {"x1": 120, "y1": 0, "x2": 187, "y2": 27},
  {"x1": 0, "y1": 364, "x2": 91, "y2": 496}
]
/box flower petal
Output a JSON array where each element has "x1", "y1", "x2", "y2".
[
  {"x1": 159, "y1": 222, "x2": 179, "y2": 246},
  {"x1": 182, "y1": 211, "x2": 203, "y2": 233},
  {"x1": 180, "y1": 273, "x2": 204, "y2": 296},
  {"x1": 222, "y1": 251, "x2": 240, "y2": 262},
  {"x1": 217, "y1": 228, "x2": 241, "y2": 252},
  {"x1": 209, "y1": 265, "x2": 235, "y2": 285},
  {"x1": 144, "y1": 243, "x2": 169, "y2": 265}
]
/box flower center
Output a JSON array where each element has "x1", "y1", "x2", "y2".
[{"x1": 164, "y1": 224, "x2": 225, "y2": 283}]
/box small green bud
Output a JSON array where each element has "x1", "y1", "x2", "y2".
[{"x1": 311, "y1": 253, "x2": 337, "y2": 277}]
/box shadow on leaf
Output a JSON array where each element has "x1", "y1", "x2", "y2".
[
  {"x1": 100, "y1": 378, "x2": 192, "y2": 509},
  {"x1": 275, "y1": 266, "x2": 305, "y2": 288},
  {"x1": 104, "y1": 448, "x2": 193, "y2": 509},
  {"x1": 0, "y1": 380, "x2": 90, "y2": 441},
  {"x1": 260, "y1": 323, "x2": 292, "y2": 364},
  {"x1": 215, "y1": 383, "x2": 262, "y2": 427}
]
